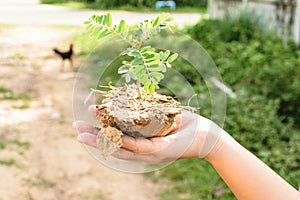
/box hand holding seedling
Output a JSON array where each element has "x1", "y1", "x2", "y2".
[
  {"x1": 76, "y1": 12, "x2": 300, "y2": 200},
  {"x1": 83, "y1": 13, "x2": 183, "y2": 157},
  {"x1": 74, "y1": 108, "x2": 300, "y2": 200},
  {"x1": 74, "y1": 106, "x2": 224, "y2": 163}
]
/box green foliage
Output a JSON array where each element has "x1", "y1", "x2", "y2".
[
  {"x1": 0, "y1": 138, "x2": 31, "y2": 168},
  {"x1": 40, "y1": 0, "x2": 207, "y2": 9},
  {"x1": 154, "y1": 159, "x2": 233, "y2": 199},
  {"x1": 0, "y1": 86, "x2": 32, "y2": 109},
  {"x1": 0, "y1": 159, "x2": 18, "y2": 167},
  {"x1": 0, "y1": 86, "x2": 31, "y2": 101},
  {"x1": 84, "y1": 13, "x2": 178, "y2": 93},
  {"x1": 0, "y1": 138, "x2": 31, "y2": 150},
  {"x1": 154, "y1": 12, "x2": 300, "y2": 199},
  {"x1": 188, "y1": 12, "x2": 300, "y2": 126},
  {"x1": 175, "y1": 0, "x2": 207, "y2": 7},
  {"x1": 77, "y1": 10, "x2": 300, "y2": 198}
]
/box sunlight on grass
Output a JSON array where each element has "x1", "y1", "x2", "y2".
[
  {"x1": 0, "y1": 138, "x2": 31, "y2": 150},
  {"x1": 25, "y1": 175, "x2": 55, "y2": 188},
  {"x1": 45, "y1": 1, "x2": 207, "y2": 13},
  {"x1": 0, "y1": 86, "x2": 32, "y2": 109},
  {"x1": 0, "y1": 159, "x2": 18, "y2": 167},
  {"x1": 80, "y1": 188, "x2": 107, "y2": 200},
  {"x1": 0, "y1": 86, "x2": 31, "y2": 101}
]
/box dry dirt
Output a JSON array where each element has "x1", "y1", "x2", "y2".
[{"x1": 0, "y1": 25, "x2": 163, "y2": 200}]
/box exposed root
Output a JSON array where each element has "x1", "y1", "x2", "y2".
[
  {"x1": 96, "y1": 127, "x2": 123, "y2": 158},
  {"x1": 95, "y1": 84, "x2": 182, "y2": 157}
]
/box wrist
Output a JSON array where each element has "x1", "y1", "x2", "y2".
[{"x1": 204, "y1": 130, "x2": 237, "y2": 164}]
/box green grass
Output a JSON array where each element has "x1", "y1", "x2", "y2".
[
  {"x1": 0, "y1": 86, "x2": 31, "y2": 101},
  {"x1": 0, "y1": 86, "x2": 32, "y2": 109},
  {"x1": 0, "y1": 159, "x2": 18, "y2": 167},
  {"x1": 148, "y1": 159, "x2": 235, "y2": 200},
  {"x1": 79, "y1": 188, "x2": 107, "y2": 200},
  {"x1": 0, "y1": 138, "x2": 31, "y2": 150},
  {"x1": 8, "y1": 53, "x2": 28, "y2": 60},
  {"x1": 41, "y1": 1, "x2": 207, "y2": 13},
  {"x1": 0, "y1": 137, "x2": 29, "y2": 168},
  {"x1": 25, "y1": 175, "x2": 56, "y2": 188}
]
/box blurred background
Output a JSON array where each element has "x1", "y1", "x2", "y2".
[{"x1": 0, "y1": 0, "x2": 299, "y2": 199}]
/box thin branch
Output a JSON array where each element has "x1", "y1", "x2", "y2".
[
  {"x1": 90, "y1": 20, "x2": 136, "y2": 47},
  {"x1": 138, "y1": 50, "x2": 154, "y2": 85}
]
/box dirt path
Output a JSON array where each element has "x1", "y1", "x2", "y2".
[{"x1": 0, "y1": 25, "x2": 163, "y2": 200}]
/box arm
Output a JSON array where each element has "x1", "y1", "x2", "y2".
[
  {"x1": 205, "y1": 132, "x2": 300, "y2": 200},
  {"x1": 75, "y1": 110, "x2": 300, "y2": 199}
]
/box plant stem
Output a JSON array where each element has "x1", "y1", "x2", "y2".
[
  {"x1": 90, "y1": 21, "x2": 136, "y2": 47},
  {"x1": 136, "y1": 79, "x2": 141, "y2": 98},
  {"x1": 138, "y1": 50, "x2": 154, "y2": 85}
]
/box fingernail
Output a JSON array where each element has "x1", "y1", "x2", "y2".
[{"x1": 77, "y1": 135, "x2": 83, "y2": 143}]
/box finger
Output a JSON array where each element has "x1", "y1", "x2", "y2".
[
  {"x1": 77, "y1": 133, "x2": 97, "y2": 148},
  {"x1": 73, "y1": 120, "x2": 100, "y2": 135},
  {"x1": 112, "y1": 148, "x2": 156, "y2": 164},
  {"x1": 88, "y1": 105, "x2": 99, "y2": 116},
  {"x1": 112, "y1": 148, "x2": 136, "y2": 160},
  {"x1": 169, "y1": 113, "x2": 182, "y2": 134},
  {"x1": 121, "y1": 135, "x2": 156, "y2": 154}
]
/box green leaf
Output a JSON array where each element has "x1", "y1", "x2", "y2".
[
  {"x1": 107, "y1": 13, "x2": 112, "y2": 26},
  {"x1": 125, "y1": 74, "x2": 131, "y2": 83},
  {"x1": 132, "y1": 58, "x2": 143, "y2": 66},
  {"x1": 117, "y1": 20, "x2": 125, "y2": 33},
  {"x1": 158, "y1": 51, "x2": 164, "y2": 60},
  {"x1": 118, "y1": 65, "x2": 129, "y2": 74},
  {"x1": 144, "y1": 53, "x2": 155, "y2": 60},
  {"x1": 161, "y1": 63, "x2": 166, "y2": 72},
  {"x1": 149, "y1": 64, "x2": 162, "y2": 72},
  {"x1": 147, "y1": 60, "x2": 160, "y2": 66},
  {"x1": 98, "y1": 15, "x2": 104, "y2": 24},
  {"x1": 133, "y1": 65, "x2": 144, "y2": 75},
  {"x1": 143, "y1": 83, "x2": 150, "y2": 93},
  {"x1": 160, "y1": 50, "x2": 170, "y2": 61},
  {"x1": 149, "y1": 84, "x2": 155, "y2": 93},
  {"x1": 152, "y1": 16, "x2": 160, "y2": 27},
  {"x1": 167, "y1": 53, "x2": 178, "y2": 63},
  {"x1": 164, "y1": 50, "x2": 170, "y2": 58},
  {"x1": 139, "y1": 73, "x2": 149, "y2": 84},
  {"x1": 97, "y1": 29, "x2": 110, "y2": 39},
  {"x1": 128, "y1": 71, "x2": 136, "y2": 80},
  {"x1": 84, "y1": 20, "x2": 91, "y2": 25},
  {"x1": 141, "y1": 46, "x2": 152, "y2": 52},
  {"x1": 127, "y1": 49, "x2": 140, "y2": 57},
  {"x1": 151, "y1": 72, "x2": 164, "y2": 82},
  {"x1": 122, "y1": 60, "x2": 131, "y2": 65}
]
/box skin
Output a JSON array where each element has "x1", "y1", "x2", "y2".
[{"x1": 74, "y1": 107, "x2": 300, "y2": 200}]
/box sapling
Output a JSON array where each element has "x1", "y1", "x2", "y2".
[
  {"x1": 84, "y1": 12, "x2": 178, "y2": 94},
  {"x1": 84, "y1": 13, "x2": 182, "y2": 156}
]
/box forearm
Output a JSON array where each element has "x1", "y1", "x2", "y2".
[{"x1": 205, "y1": 132, "x2": 300, "y2": 200}]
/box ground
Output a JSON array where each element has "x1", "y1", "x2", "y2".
[
  {"x1": 0, "y1": 25, "x2": 164, "y2": 200},
  {"x1": 0, "y1": 1, "x2": 203, "y2": 199}
]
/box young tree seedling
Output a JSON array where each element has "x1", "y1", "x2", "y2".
[{"x1": 84, "y1": 12, "x2": 178, "y2": 95}]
